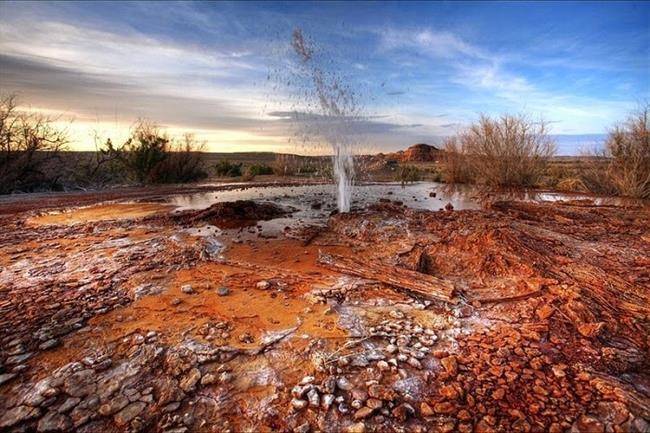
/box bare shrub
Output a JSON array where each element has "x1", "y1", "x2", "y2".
[
  {"x1": 396, "y1": 165, "x2": 422, "y2": 186},
  {"x1": 597, "y1": 106, "x2": 650, "y2": 198},
  {"x1": 70, "y1": 134, "x2": 129, "y2": 188},
  {"x1": 154, "y1": 133, "x2": 207, "y2": 183},
  {"x1": 0, "y1": 94, "x2": 69, "y2": 193},
  {"x1": 461, "y1": 114, "x2": 556, "y2": 187},
  {"x1": 440, "y1": 136, "x2": 473, "y2": 184},
  {"x1": 214, "y1": 160, "x2": 242, "y2": 177},
  {"x1": 273, "y1": 154, "x2": 299, "y2": 176},
  {"x1": 110, "y1": 120, "x2": 207, "y2": 184}
]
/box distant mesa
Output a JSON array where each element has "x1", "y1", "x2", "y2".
[{"x1": 381, "y1": 143, "x2": 442, "y2": 163}]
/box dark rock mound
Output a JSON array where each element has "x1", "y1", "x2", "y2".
[{"x1": 164, "y1": 200, "x2": 290, "y2": 228}]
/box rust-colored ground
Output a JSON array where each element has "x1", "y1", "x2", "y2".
[{"x1": 0, "y1": 191, "x2": 648, "y2": 433}]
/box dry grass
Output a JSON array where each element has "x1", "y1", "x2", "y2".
[
  {"x1": 599, "y1": 106, "x2": 649, "y2": 198},
  {"x1": 440, "y1": 114, "x2": 556, "y2": 188},
  {"x1": 440, "y1": 136, "x2": 473, "y2": 184}
]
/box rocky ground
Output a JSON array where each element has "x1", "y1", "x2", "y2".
[{"x1": 0, "y1": 188, "x2": 648, "y2": 433}]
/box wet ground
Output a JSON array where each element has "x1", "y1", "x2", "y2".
[{"x1": 0, "y1": 181, "x2": 648, "y2": 433}]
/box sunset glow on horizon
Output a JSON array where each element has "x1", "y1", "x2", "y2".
[{"x1": 1, "y1": 1, "x2": 648, "y2": 155}]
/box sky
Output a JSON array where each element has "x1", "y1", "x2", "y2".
[{"x1": 1, "y1": 1, "x2": 648, "y2": 155}]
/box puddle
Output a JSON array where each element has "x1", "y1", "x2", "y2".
[{"x1": 27, "y1": 202, "x2": 174, "y2": 226}]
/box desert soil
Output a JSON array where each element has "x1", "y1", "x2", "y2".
[{"x1": 0, "y1": 183, "x2": 648, "y2": 433}]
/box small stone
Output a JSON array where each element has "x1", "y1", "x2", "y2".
[
  {"x1": 336, "y1": 377, "x2": 353, "y2": 391},
  {"x1": 114, "y1": 402, "x2": 146, "y2": 426},
  {"x1": 6, "y1": 352, "x2": 33, "y2": 364},
  {"x1": 440, "y1": 356, "x2": 457, "y2": 375},
  {"x1": 179, "y1": 368, "x2": 201, "y2": 392},
  {"x1": 420, "y1": 402, "x2": 434, "y2": 417},
  {"x1": 200, "y1": 373, "x2": 217, "y2": 386},
  {"x1": 377, "y1": 360, "x2": 389, "y2": 371},
  {"x1": 291, "y1": 398, "x2": 308, "y2": 411},
  {"x1": 353, "y1": 407, "x2": 374, "y2": 420},
  {"x1": 475, "y1": 417, "x2": 496, "y2": 433},
  {"x1": 573, "y1": 414, "x2": 604, "y2": 433},
  {"x1": 256, "y1": 281, "x2": 271, "y2": 290},
  {"x1": 98, "y1": 394, "x2": 128, "y2": 416},
  {"x1": 346, "y1": 422, "x2": 366, "y2": 433},
  {"x1": 322, "y1": 394, "x2": 335, "y2": 410},
  {"x1": 0, "y1": 405, "x2": 40, "y2": 428},
  {"x1": 170, "y1": 298, "x2": 182, "y2": 306},
  {"x1": 595, "y1": 401, "x2": 629, "y2": 426},
  {"x1": 37, "y1": 411, "x2": 71, "y2": 432},
  {"x1": 492, "y1": 388, "x2": 506, "y2": 400},
  {"x1": 181, "y1": 285, "x2": 194, "y2": 294},
  {"x1": 536, "y1": 304, "x2": 554, "y2": 320},
  {"x1": 38, "y1": 338, "x2": 60, "y2": 351},
  {"x1": 300, "y1": 375, "x2": 315, "y2": 385},
  {"x1": 307, "y1": 388, "x2": 320, "y2": 407},
  {"x1": 217, "y1": 287, "x2": 230, "y2": 296},
  {"x1": 408, "y1": 357, "x2": 422, "y2": 369},
  {"x1": 434, "y1": 402, "x2": 455, "y2": 414},
  {"x1": 57, "y1": 397, "x2": 80, "y2": 413},
  {"x1": 294, "y1": 422, "x2": 310, "y2": 433},
  {"x1": 63, "y1": 369, "x2": 96, "y2": 398},
  {"x1": 0, "y1": 373, "x2": 17, "y2": 386},
  {"x1": 219, "y1": 371, "x2": 233, "y2": 383}
]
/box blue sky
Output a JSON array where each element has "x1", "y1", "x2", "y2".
[{"x1": 0, "y1": 1, "x2": 648, "y2": 154}]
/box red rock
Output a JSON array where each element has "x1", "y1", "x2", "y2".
[
  {"x1": 595, "y1": 401, "x2": 629, "y2": 426},
  {"x1": 419, "y1": 402, "x2": 434, "y2": 417},
  {"x1": 433, "y1": 402, "x2": 455, "y2": 414},
  {"x1": 536, "y1": 305, "x2": 554, "y2": 320},
  {"x1": 577, "y1": 322, "x2": 605, "y2": 338},
  {"x1": 440, "y1": 356, "x2": 458, "y2": 375},
  {"x1": 573, "y1": 414, "x2": 604, "y2": 433},
  {"x1": 492, "y1": 388, "x2": 505, "y2": 400},
  {"x1": 439, "y1": 384, "x2": 459, "y2": 400},
  {"x1": 353, "y1": 407, "x2": 373, "y2": 420},
  {"x1": 475, "y1": 417, "x2": 496, "y2": 433}
]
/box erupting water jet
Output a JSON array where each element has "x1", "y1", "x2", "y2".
[{"x1": 290, "y1": 28, "x2": 361, "y2": 213}]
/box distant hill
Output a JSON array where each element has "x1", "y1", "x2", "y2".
[{"x1": 379, "y1": 143, "x2": 442, "y2": 163}]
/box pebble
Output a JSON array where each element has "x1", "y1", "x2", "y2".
[
  {"x1": 291, "y1": 398, "x2": 308, "y2": 411},
  {"x1": 0, "y1": 373, "x2": 17, "y2": 386},
  {"x1": 181, "y1": 285, "x2": 194, "y2": 294},
  {"x1": 256, "y1": 280, "x2": 271, "y2": 290},
  {"x1": 217, "y1": 287, "x2": 230, "y2": 296},
  {"x1": 336, "y1": 377, "x2": 353, "y2": 391}
]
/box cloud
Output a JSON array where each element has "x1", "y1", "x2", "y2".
[
  {"x1": 379, "y1": 28, "x2": 487, "y2": 60},
  {"x1": 266, "y1": 110, "x2": 423, "y2": 135}
]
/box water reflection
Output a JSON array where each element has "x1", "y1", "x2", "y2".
[{"x1": 166, "y1": 182, "x2": 644, "y2": 217}]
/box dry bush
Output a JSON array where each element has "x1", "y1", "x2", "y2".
[
  {"x1": 0, "y1": 94, "x2": 69, "y2": 193},
  {"x1": 272, "y1": 154, "x2": 296, "y2": 176},
  {"x1": 396, "y1": 165, "x2": 422, "y2": 186},
  {"x1": 555, "y1": 177, "x2": 588, "y2": 193},
  {"x1": 596, "y1": 106, "x2": 649, "y2": 198},
  {"x1": 109, "y1": 121, "x2": 207, "y2": 184},
  {"x1": 440, "y1": 136, "x2": 474, "y2": 184},
  {"x1": 154, "y1": 133, "x2": 207, "y2": 183},
  {"x1": 460, "y1": 114, "x2": 556, "y2": 187}
]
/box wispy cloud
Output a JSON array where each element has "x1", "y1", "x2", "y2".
[{"x1": 0, "y1": 1, "x2": 645, "y2": 154}]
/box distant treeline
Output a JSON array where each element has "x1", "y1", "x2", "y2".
[
  {"x1": 1, "y1": 92, "x2": 648, "y2": 198},
  {"x1": 0, "y1": 93, "x2": 326, "y2": 194}
]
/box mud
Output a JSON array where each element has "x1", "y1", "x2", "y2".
[{"x1": 0, "y1": 185, "x2": 648, "y2": 433}]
